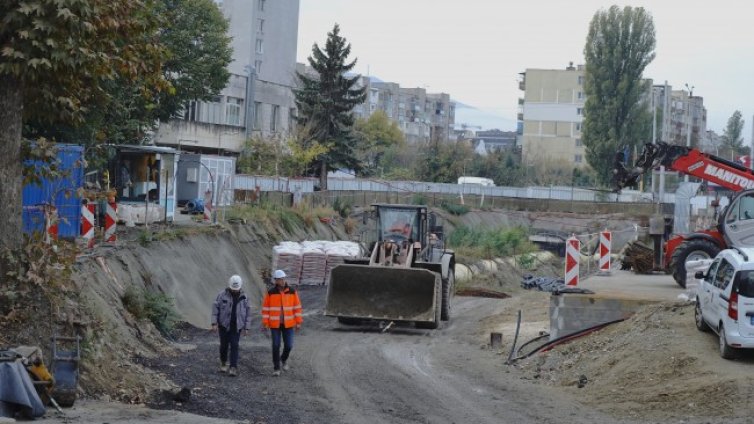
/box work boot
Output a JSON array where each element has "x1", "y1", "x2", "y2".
[
  {"x1": 282, "y1": 361, "x2": 290, "y2": 371},
  {"x1": 272, "y1": 369, "x2": 281, "y2": 377},
  {"x1": 228, "y1": 367, "x2": 238, "y2": 377},
  {"x1": 219, "y1": 363, "x2": 228, "y2": 373}
]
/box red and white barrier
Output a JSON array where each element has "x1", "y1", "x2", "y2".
[
  {"x1": 44, "y1": 205, "x2": 58, "y2": 244},
  {"x1": 565, "y1": 236, "x2": 580, "y2": 286},
  {"x1": 599, "y1": 230, "x2": 612, "y2": 274},
  {"x1": 81, "y1": 202, "x2": 95, "y2": 248},
  {"x1": 203, "y1": 190, "x2": 213, "y2": 222},
  {"x1": 105, "y1": 202, "x2": 117, "y2": 243}
]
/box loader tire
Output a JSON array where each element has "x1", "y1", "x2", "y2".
[
  {"x1": 670, "y1": 239, "x2": 720, "y2": 289},
  {"x1": 441, "y1": 270, "x2": 455, "y2": 321}
]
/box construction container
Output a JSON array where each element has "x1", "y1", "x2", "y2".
[{"x1": 22, "y1": 144, "x2": 85, "y2": 239}]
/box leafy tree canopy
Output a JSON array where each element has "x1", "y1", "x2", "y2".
[
  {"x1": 582, "y1": 5, "x2": 656, "y2": 186},
  {"x1": 353, "y1": 110, "x2": 405, "y2": 177}
]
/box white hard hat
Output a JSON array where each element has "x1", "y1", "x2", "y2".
[
  {"x1": 228, "y1": 275, "x2": 243, "y2": 290},
  {"x1": 273, "y1": 269, "x2": 286, "y2": 279}
]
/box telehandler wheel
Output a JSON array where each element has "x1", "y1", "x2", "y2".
[
  {"x1": 670, "y1": 239, "x2": 720, "y2": 288},
  {"x1": 441, "y1": 270, "x2": 455, "y2": 321}
]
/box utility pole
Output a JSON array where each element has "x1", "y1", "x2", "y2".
[
  {"x1": 684, "y1": 83, "x2": 694, "y2": 183},
  {"x1": 659, "y1": 81, "x2": 668, "y2": 207}
]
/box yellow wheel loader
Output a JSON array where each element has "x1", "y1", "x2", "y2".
[{"x1": 325, "y1": 204, "x2": 455, "y2": 329}]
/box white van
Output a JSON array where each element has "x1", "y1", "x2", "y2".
[{"x1": 457, "y1": 176, "x2": 495, "y2": 187}]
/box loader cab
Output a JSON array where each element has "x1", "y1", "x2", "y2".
[
  {"x1": 722, "y1": 189, "x2": 754, "y2": 247},
  {"x1": 375, "y1": 204, "x2": 426, "y2": 246}
]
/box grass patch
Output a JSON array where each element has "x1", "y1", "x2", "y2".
[
  {"x1": 441, "y1": 202, "x2": 470, "y2": 216},
  {"x1": 447, "y1": 226, "x2": 535, "y2": 260},
  {"x1": 226, "y1": 201, "x2": 338, "y2": 232}
]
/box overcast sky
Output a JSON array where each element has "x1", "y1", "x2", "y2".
[{"x1": 297, "y1": 0, "x2": 753, "y2": 142}]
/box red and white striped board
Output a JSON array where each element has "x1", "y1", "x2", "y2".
[
  {"x1": 565, "y1": 236, "x2": 580, "y2": 286},
  {"x1": 599, "y1": 230, "x2": 612, "y2": 274},
  {"x1": 105, "y1": 202, "x2": 117, "y2": 243},
  {"x1": 203, "y1": 190, "x2": 213, "y2": 222},
  {"x1": 45, "y1": 205, "x2": 58, "y2": 244},
  {"x1": 81, "y1": 202, "x2": 95, "y2": 248}
]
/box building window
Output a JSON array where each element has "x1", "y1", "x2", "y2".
[
  {"x1": 575, "y1": 122, "x2": 582, "y2": 131},
  {"x1": 577, "y1": 108, "x2": 583, "y2": 116},
  {"x1": 575, "y1": 138, "x2": 582, "y2": 147},
  {"x1": 256, "y1": 39, "x2": 264, "y2": 54},
  {"x1": 258, "y1": 0, "x2": 265, "y2": 11},
  {"x1": 577, "y1": 91, "x2": 584, "y2": 100},
  {"x1": 270, "y1": 105, "x2": 279, "y2": 132},
  {"x1": 258, "y1": 18, "x2": 264, "y2": 33},
  {"x1": 577, "y1": 75, "x2": 584, "y2": 85},
  {"x1": 226, "y1": 97, "x2": 243, "y2": 126},
  {"x1": 575, "y1": 154, "x2": 583, "y2": 163},
  {"x1": 289, "y1": 108, "x2": 297, "y2": 132},
  {"x1": 254, "y1": 102, "x2": 262, "y2": 129},
  {"x1": 254, "y1": 60, "x2": 262, "y2": 74}
]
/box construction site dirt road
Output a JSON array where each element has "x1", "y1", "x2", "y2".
[{"x1": 40, "y1": 278, "x2": 754, "y2": 424}]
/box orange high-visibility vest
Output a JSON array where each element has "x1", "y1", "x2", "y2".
[{"x1": 262, "y1": 285, "x2": 303, "y2": 329}]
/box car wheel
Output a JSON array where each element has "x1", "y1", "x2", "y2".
[
  {"x1": 670, "y1": 239, "x2": 720, "y2": 288},
  {"x1": 719, "y1": 324, "x2": 737, "y2": 359},
  {"x1": 694, "y1": 300, "x2": 709, "y2": 332}
]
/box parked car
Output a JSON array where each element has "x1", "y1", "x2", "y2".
[{"x1": 694, "y1": 247, "x2": 754, "y2": 359}]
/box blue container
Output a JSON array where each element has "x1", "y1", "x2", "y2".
[{"x1": 22, "y1": 144, "x2": 85, "y2": 239}]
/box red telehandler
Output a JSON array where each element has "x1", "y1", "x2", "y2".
[{"x1": 615, "y1": 142, "x2": 754, "y2": 287}]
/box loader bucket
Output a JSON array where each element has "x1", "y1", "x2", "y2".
[{"x1": 325, "y1": 264, "x2": 440, "y2": 323}]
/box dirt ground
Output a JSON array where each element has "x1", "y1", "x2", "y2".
[{"x1": 11, "y1": 210, "x2": 754, "y2": 423}]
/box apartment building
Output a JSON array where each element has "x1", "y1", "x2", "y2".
[
  {"x1": 297, "y1": 64, "x2": 455, "y2": 144},
  {"x1": 518, "y1": 63, "x2": 586, "y2": 167},
  {"x1": 154, "y1": 0, "x2": 300, "y2": 154}
]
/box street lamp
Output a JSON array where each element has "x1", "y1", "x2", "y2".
[{"x1": 684, "y1": 83, "x2": 694, "y2": 182}]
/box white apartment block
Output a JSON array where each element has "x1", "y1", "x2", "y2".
[
  {"x1": 518, "y1": 64, "x2": 586, "y2": 167},
  {"x1": 155, "y1": 0, "x2": 300, "y2": 155}
]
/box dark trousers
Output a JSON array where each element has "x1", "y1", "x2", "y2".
[
  {"x1": 219, "y1": 326, "x2": 241, "y2": 368},
  {"x1": 270, "y1": 326, "x2": 294, "y2": 370}
]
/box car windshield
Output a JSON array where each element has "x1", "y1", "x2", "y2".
[
  {"x1": 380, "y1": 208, "x2": 418, "y2": 241},
  {"x1": 734, "y1": 270, "x2": 754, "y2": 297}
]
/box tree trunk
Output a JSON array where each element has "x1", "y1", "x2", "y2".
[
  {"x1": 319, "y1": 159, "x2": 328, "y2": 190},
  {"x1": 0, "y1": 75, "x2": 24, "y2": 259}
]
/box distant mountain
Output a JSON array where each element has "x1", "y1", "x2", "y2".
[{"x1": 453, "y1": 101, "x2": 516, "y2": 131}]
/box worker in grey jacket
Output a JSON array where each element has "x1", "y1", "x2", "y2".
[{"x1": 211, "y1": 275, "x2": 252, "y2": 377}]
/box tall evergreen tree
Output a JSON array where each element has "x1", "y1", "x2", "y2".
[
  {"x1": 582, "y1": 5, "x2": 656, "y2": 185},
  {"x1": 294, "y1": 24, "x2": 367, "y2": 189},
  {"x1": 721, "y1": 110, "x2": 745, "y2": 152}
]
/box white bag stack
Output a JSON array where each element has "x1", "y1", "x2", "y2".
[
  {"x1": 300, "y1": 242, "x2": 327, "y2": 285},
  {"x1": 272, "y1": 242, "x2": 303, "y2": 284},
  {"x1": 324, "y1": 241, "x2": 361, "y2": 286}
]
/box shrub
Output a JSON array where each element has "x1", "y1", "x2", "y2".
[
  {"x1": 441, "y1": 202, "x2": 470, "y2": 216},
  {"x1": 448, "y1": 225, "x2": 535, "y2": 260},
  {"x1": 122, "y1": 286, "x2": 179, "y2": 335},
  {"x1": 333, "y1": 197, "x2": 352, "y2": 218}
]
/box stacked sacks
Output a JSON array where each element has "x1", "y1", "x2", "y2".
[
  {"x1": 271, "y1": 241, "x2": 303, "y2": 284},
  {"x1": 324, "y1": 241, "x2": 361, "y2": 285},
  {"x1": 300, "y1": 241, "x2": 328, "y2": 285}
]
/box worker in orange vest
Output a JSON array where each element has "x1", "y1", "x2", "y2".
[{"x1": 261, "y1": 270, "x2": 303, "y2": 376}]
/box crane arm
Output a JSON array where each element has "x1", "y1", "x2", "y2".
[{"x1": 613, "y1": 142, "x2": 754, "y2": 192}]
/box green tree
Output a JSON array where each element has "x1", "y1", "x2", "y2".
[
  {"x1": 721, "y1": 110, "x2": 745, "y2": 153},
  {"x1": 417, "y1": 141, "x2": 473, "y2": 183},
  {"x1": 294, "y1": 24, "x2": 367, "y2": 189},
  {"x1": 24, "y1": 0, "x2": 232, "y2": 147},
  {"x1": 1, "y1": 0, "x2": 166, "y2": 255},
  {"x1": 582, "y1": 5, "x2": 656, "y2": 185},
  {"x1": 353, "y1": 110, "x2": 405, "y2": 177}
]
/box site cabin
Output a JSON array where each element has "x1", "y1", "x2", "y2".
[
  {"x1": 109, "y1": 145, "x2": 179, "y2": 223},
  {"x1": 457, "y1": 176, "x2": 495, "y2": 187}
]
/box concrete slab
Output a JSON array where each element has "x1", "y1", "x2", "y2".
[
  {"x1": 548, "y1": 269, "x2": 699, "y2": 340},
  {"x1": 575, "y1": 269, "x2": 696, "y2": 302}
]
